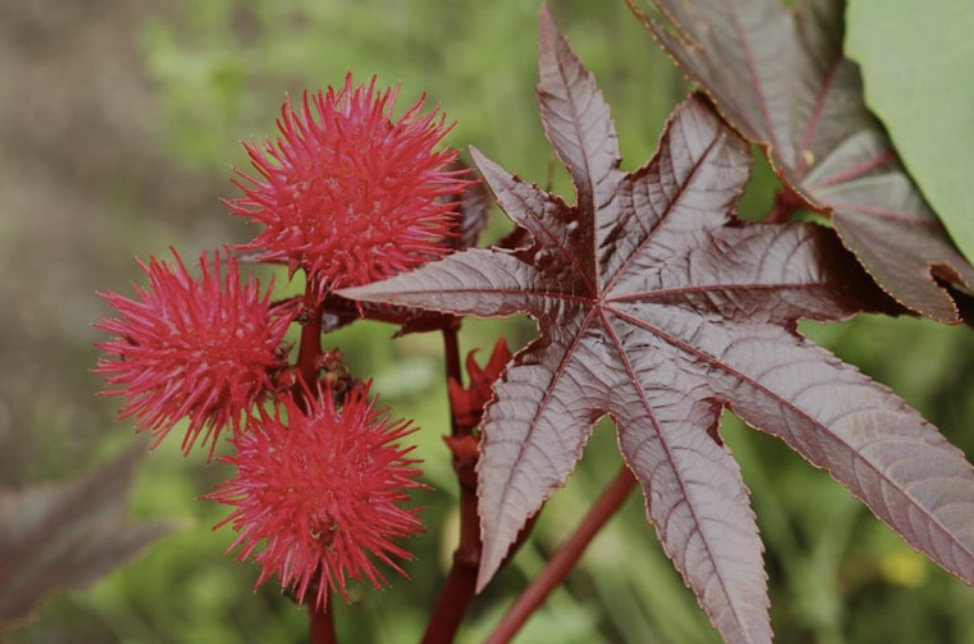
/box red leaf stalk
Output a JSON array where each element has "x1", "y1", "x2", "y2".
[{"x1": 482, "y1": 467, "x2": 637, "y2": 644}]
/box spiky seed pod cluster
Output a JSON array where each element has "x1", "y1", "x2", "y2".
[{"x1": 95, "y1": 73, "x2": 468, "y2": 604}]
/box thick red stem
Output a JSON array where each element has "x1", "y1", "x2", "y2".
[
  {"x1": 420, "y1": 323, "x2": 480, "y2": 644},
  {"x1": 294, "y1": 283, "x2": 325, "y2": 404},
  {"x1": 294, "y1": 278, "x2": 336, "y2": 643},
  {"x1": 420, "y1": 483, "x2": 481, "y2": 644},
  {"x1": 308, "y1": 594, "x2": 338, "y2": 644},
  {"x1": 482, "y1": 467, "x2": 637, "y2": 644}
]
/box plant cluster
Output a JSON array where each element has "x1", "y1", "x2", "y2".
[
  {"x1": 80, "y1": 2, "x2": 974, "y2": 644},
  {"x1": 96, "y1": 73, "x2": 471, "y2": 626}
]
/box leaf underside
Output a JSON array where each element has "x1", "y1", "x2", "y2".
[
  {"x1": 343, "y1": 6, "x2": 974, "y2": 644},
  {"x1": 0, "y1": 444, "x2": 174, "y2": 627},
  {"x1": 628, "y1": 0, "x2": 974, "y2": 323}
]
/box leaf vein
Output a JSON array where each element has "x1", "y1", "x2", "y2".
[{"x1": 608, "y1": 305, "x2": 974, "y2": 566}]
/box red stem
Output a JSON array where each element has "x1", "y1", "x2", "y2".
[
  {"x1": 765, "y1": 183, "x2": 809, "y2": 224},
  {"x1": 294, "y1": 284, "x2": 325, "y2": 400},
  {"x1": 308, "y1": 594, "x2": 338, "y2": 644},
  {"x1": 764, "y1": 200, "x2": 795, "y2": 224},
  {"x1": 420, "y1": 487, "x2": 481, "y2": 644},
  {"x1": 420, "y1": 322, "x2": 480, "y2": 644},
  {"x1": 482, "y1": 467, "x2": 638, "y2": 644},
  {"x1": 442, "y1": 321, "x2": 463, "y2": 436},
  {"x1": 318, "y1": 291, "x2": 455, "y2": 333},
  {"x1": 294, "y1": 278, "x2": 336, "y2": 642}
]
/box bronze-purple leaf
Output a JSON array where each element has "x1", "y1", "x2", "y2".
[
  {"x1": 0, "y1": 444, "x2": 174, "y2": 627},
  {"x1": 342, "y1": 7, "x2": 974, "y2": 644},
  {"x1": 628, "y1": 0, "x2": 974, "y2": 322},
  {"x1": 445, "y1": 159, "x2": 491, "y2": 252}
]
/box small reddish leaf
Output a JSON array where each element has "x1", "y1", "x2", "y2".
[
  {"x1": 0, "y1": 444, "x2": 175, "y2": 627},
  {"x1": 342, "y1": 7, "x2": 974, "y2": 644},
  {"x1": 628, "y1": 0, "x2": 974, "y2": 322}
]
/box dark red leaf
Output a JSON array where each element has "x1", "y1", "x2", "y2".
[
  {"x1": 0, "y1": 444, "x2": 175, "y2": 627},
  {"x1": 445, "y1": 159, "x2": 491, "y2": 252},
  {"x1": 628, "y1": 0, "x2": 974, "y2": 322},
  {"x1": 342, "y1": 7, "x2": 974, "y2": 644}
]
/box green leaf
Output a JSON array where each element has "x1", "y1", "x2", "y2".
[{"x1": 846, "y1": 0, "x2": 974, "y2": 267}]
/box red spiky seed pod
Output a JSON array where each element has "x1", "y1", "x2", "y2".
[
  {"x1": 95, "y1": 248, "x2": 294, "y2": 456},
  {"x1": 226, "y1": 74, "x2": 473, "y2": 298},
  {"x1": 208, "y1": 382, "x2": 426, "y2": 606}
]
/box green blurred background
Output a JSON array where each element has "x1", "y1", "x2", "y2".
[{"x1": 3, "y1": 0, "x2": 973, "y2": 642}]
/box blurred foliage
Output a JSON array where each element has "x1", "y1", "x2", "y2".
[
  {"x1": 846, "y1": 0, "x2": 974, "y2": 268},
  {"x1": 11, "y1": 0, "x2": 974, "y2": 643}
]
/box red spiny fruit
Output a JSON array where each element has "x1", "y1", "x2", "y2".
[
  {"x1": 226, "y1": 74, "x2": 472, "y2": 297},
  {"x1": 95, "y1": 248, "x2": 294, "y2": 456},
  {"x1": 448, "y1": 338, "x2": 512, "y2": 431},
  {"x1": 208, "y1": 382, "x2": 425, "y2": 606}
]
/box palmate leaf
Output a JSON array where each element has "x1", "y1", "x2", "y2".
[
  {"x1": 342, "y1": 7, "x2": 974, "y2": 644},
  {"x1": 627, "y1": 0, "x2": 974, "y2": 323}
]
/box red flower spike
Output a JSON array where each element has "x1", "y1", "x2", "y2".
[
  {"x1": 95, "y1": 248, "x2": 294, "y2": 457},
  {"x1": 448, "y1": 338, "x2": 512, "y2": 431},
  {"x1": 226, "y1": 74, "x2": 473, "y2": 297},
  {"x1": 208, "y1": 382, "x2": 426, "y2": 606}
]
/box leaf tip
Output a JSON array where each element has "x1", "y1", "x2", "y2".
[
  {"x1": 537, "y1": 2, "x2": 554, "y2": 31},
  {"x1": 475, "y1": 540, "x2": 505, "y2": 593},
  {"x1": 468, "y1": 145, "x2": 488, "y2": 169},
  {"x1": 537, "y1": 2, "x2": 568, "y2": 64}
]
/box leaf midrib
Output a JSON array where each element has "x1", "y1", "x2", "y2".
[{"x1": 599, "y1": 306, "x2": 764, "y2": 644}]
